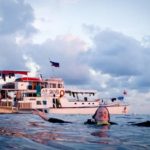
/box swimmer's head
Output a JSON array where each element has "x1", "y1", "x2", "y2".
[{"x1": 94, "y1": 106, "x2": 110, "y2": 122}]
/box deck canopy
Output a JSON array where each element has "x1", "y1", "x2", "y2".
[
  {"x1": 0, "y1": 70, "x2": 28, "y2": 75},
  {"x1": 15, "y1": 77, "x2": 42, "y2": 82},
  {"x1": 0, "y1": 70, "x2": 29, "y2": 81}
]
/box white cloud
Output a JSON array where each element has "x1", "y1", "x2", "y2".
[
  {"x1": 142, "y1": 35, "x2": 150, "y2": 48},
  {"x1": 80, "y1": 28, "x2": 150, "y2": 90},
  {"x1": 128, "y1": 90, "x2": 150, "y2": 114},
  {"x1": 0, "y1": 0, "x2": 37, "y2": 36},
  {"x1": 23, "y1": 55, "x2": 40, "y2": 77}
]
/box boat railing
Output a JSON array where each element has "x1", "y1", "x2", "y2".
[
  {"x1": 0, "y1": 100, "x2": 12, "y2": 107},
  {"x1": 67, "y1": 97, "x2": 100, "y2": 102},
  {"x1": 101, "y1": 99, "x2": 129, "y2": 106},
  {"x1": 19, "y1": 102, "x2": 32, "y2": 110},
  {"x1": 0, "y1": 99, "x2": 32, "y2": 111},
  {"x1": 0, "y1": 100, "x2": 19, "y2": 112}
]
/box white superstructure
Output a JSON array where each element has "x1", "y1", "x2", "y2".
[{"x1": 0, "y1": 70, "x2": 129, "y2": 114}]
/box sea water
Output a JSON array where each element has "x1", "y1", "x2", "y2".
[{"x1": 0, "y1": 113, "x2": 149, "y2": 150}]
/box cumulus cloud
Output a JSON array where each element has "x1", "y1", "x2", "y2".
[
  {"x1": 128, "y1": 90, "x2": 150, "y2": 114},
  {"x1": 23, "y1": 34, "x2": 91, "y2": 85},
  {"x1": 142, "y1": 35, "x2": 150, "y2": 48},
  {"x1": 20, "y1": 29, "x2": 150, "y2": 94},
  {"x1": 58, "y1": 0, "x2": 81, "y2": 5},
  {"x1": 23, "y1": 54, "x2": 40, "y2": 77},
  {"x1": 0, "y1": 0, "x2": 36, "y2": 36},
  {"x1": 80, "y1": 27, "x2": 150, "y2": 91},
  {"x1": 0, "y1": 36, "x2": 26, "y2": 70},
  {"x1": 83, "y1": 30, "x2": 142, "y2": 76},
  {"x1": 0, "y1": 0, "x2": 37, "y2": 72}
]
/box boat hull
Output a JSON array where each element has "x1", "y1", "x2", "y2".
[{"x1": 49, "y1": 105, "x2": 129, "y2": 115}]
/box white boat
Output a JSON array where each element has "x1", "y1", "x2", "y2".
[{"x1": 0, "y1": 70, "x2": 129, "y2": 114}]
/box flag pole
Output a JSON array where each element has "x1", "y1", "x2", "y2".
[{"x1": 49, "y1": 58, "x2": 53, "y2": 77}]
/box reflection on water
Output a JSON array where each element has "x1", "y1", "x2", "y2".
[
  {"x1": 0, "y1": 114, "x2": 150, "y2": 150},
  {"x1": 91, "y1": 125, "x2": 110, "y2": 138},
  {"x1": 91, "y1": 125, "x2": 110, "y2": 145}
]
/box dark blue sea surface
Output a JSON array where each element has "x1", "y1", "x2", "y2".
[{"x1": 0, "y1": 113, "x2": 149, "y2": 150}]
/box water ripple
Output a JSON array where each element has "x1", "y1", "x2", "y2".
[{"x1": 0, "y1": 114, "x2": 150, "y2": 150}]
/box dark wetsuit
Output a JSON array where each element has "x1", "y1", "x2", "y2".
[
  {"x1": 85, "y1": 119, "x2": 150, "y2": 127},
  {"x1": 131, "y1": 121, "x2": 150, "y2": 127},
  {"x1": 84, "y1": 119, "x2": 117, "y2": 125},
  {"x1": 45, "y1": 115, "x2": 150, "y2": 126},
  {"x1": 48, "y1": 118, "x2": 72, "y2": 123}
]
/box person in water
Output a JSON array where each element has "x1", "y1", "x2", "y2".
[
  {"x1": 33, "y1": 108, "x2": 150, "y2": 127},
  {"x1": 33, "y1": 107, "x2": 112, "y2": 125},
  {"x1": 85, "y1": 106, "x2": 150, "y2": 127},
  {"x1": 84, "y1": 106, "x2": 116, "y2": 125},
  {"x1": 33, "y1": 109, "x2": 72, "y2": 123},
  {"x1": 93, "y1": 106, "x2": 111, "y2": 125}
]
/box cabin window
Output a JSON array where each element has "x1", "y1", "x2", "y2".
[
  {"x1": 31, "y1": 83, "x2": 36, "y2": 90},
  {"x1": 37, "y1": 101, "x2": 41, "y2": 105},
  {"x1": 43, "y1": 100, "x2": 47, "y2": 105},
  {"x1": 58, "y1": 84, "x2": 62, "y2": 88},
  {"x1": 38, "y1": 109, "x2": 43, "y2": 112},
  {"x1": 82, "y1": 103, "x2": 84, "y2": 105},
  {"x1": 72, "y1": 92, "x2": 75, "y2": 97},
  {"x1": 28, "y1": 85, "x2": 32, "y2": 90},
  {"x1": 30, "y1": 98, "x2": 36, "y2": 100},
  {"x1": 47, "y1": 83, "x2": 52, "y2": 88},
  {"x1": 69, "y1": 92, "x2": 71, "y2": 96},
  {"x1": 49, "y1": 83, "x2": 56, "y2": 88},
  {"x1": 44, "y1": 109, "x2": 48, "y2": 113},
  {"x1": 84, "y1": 97, "x2": 88, "y2": 101},
  {"x1": 45, "y1": 83, "x2": 48, "y2": 88},
  {"x1": 24, "y1": 93, "x2": 36, "y2": 97},
  {"x1": 32, "y1": 93, "x2": 37, "y2": 97}
]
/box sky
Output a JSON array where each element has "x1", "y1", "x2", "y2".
[{"x1": 0, "y1": 0, "x2": 150, "y2": 114}]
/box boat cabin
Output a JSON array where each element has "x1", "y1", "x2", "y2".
[{"x1": 41, "y1": 78, "x2": 65, "y2": 97}]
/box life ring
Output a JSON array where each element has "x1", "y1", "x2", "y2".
[{"x1": 60, "y1": 90, "x2": 65, "y2": 96}]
